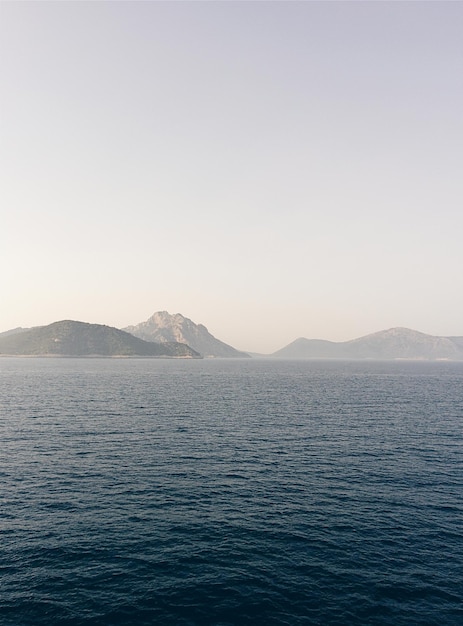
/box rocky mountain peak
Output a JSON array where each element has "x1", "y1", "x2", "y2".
[{"x1": 124, "y1": 312, "x2": 249, "y2": 358}]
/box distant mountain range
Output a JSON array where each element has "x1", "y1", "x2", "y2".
[
  {"x1": 124, "y1": 311, "x2": 250, "y2": 358},
  {"x1": 1, "y1": 317, "x2": 461, "y2": 361},
  {"x1": 0, "y1": 320, "x2": 200, "y2": 358},
  {"x1": 272, "y1": 327, "x2": 463, "y2": 360}
]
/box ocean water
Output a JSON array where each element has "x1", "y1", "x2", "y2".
[{"x1": 1, "y1": 357, "x2": 462, "y2": 626}]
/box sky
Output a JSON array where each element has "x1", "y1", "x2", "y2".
[{"x1": 1, "y1": 1, "x2": 462, "y2": 353}]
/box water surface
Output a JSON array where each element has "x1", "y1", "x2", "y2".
[{"x1": 1, "y1": 358, "x2": 462, "y2": 625}]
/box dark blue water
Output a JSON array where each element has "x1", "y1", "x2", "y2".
[{"x1": 1, "y1": 358, "x2": 462, "y2": 625}]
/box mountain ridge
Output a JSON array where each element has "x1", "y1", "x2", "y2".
[
  {"x1": 272, "y1": 327, "x2": 463, "y2": 360},
  {"x1": 0, "y1": 320, "x2": 201, "y2": 358},
  {"x1": 1, "y1": 318, "x2": 462, "y2": 360},
  {"x1": 124, "y1": 311, "x2": 250, "y2": 358}
]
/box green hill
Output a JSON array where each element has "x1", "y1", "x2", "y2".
[{"x1": 0, "y1": 320, "x2": 200, "y2": 358}]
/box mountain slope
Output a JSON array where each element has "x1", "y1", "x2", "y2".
[
  {"x1": 273, "y1": 338, "x2": 343, "y2": 359},
  {"x1": 0, "y1": 327, "x2": 29, "y2": 338},
  {"x1": 0, "y1": 320, "x2": 200, "y2": 357},
  {"x1": 124, "y1": 311, "x2": 249, "y2": 358},
  {"x1": 343, "y1": 327, "x2": 462, "y2": 360},
  {"x1": 272, "y1": 327, "x2": 463, "y2": 360}
]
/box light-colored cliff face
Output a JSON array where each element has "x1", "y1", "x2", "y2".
[{"x1": 124, "y1": 312, "x2": 249, "y2": 358}]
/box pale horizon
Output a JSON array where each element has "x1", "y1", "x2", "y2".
[{"x1": 2, "y1": 1, "x2": 462, "y2": 353}]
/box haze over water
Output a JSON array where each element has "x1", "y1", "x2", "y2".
[{"x1": 1, "y1": 3, "x2": 462, "y2": 623}]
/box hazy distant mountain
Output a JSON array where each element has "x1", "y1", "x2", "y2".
[
  {"x1": 272, "y1": 338, "x2": 343, "y2": 359},
  {"x1": 343, "y1": 327, "x2": 463, "y2": 360},
  {"x1": 0, "y1": 327, "x2": 30, "y2": 338},
  {"x1": 124, "y1": 311, "x2": 250, "y2": 358},
  {"x1": 273, "y1": 327, "x2": 463, "y2": 360},
  {"x1": 0, "y1": 320, "x2": 200, "y2": 358}
]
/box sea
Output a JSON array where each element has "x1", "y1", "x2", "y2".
[{"x1": 1, "y1": 357, "x2": 462, "y2": 626}]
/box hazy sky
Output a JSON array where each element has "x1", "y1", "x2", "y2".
[{"x1": 1, "y1": 1, "x2": 462, "y2": 352}]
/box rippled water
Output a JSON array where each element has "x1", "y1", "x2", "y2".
[{"x1": 1, "y1": 358, "x2": 462, "y2": 625}]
